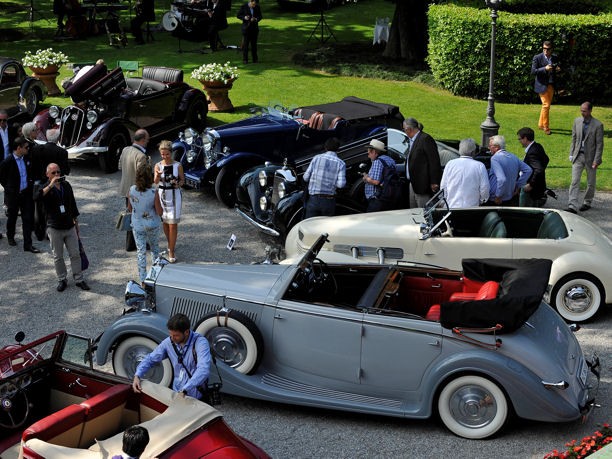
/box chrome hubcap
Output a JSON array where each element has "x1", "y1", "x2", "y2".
[
  {"x1": 125, "y1": 345, "x2": 164, "y2": 383},
  {"x1": 562, "y1": 285, "x2": 592, "y2": 313},
  {"x1": 206, "y1": 328, "x2": 247, "y2": 368},
  {"x1": 449, "y1": 385, "x2": 497, "y2": 428}
]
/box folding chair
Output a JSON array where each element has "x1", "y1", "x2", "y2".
[{"x1": 117, "y1": 60, "x2": 140, "y2": 77}]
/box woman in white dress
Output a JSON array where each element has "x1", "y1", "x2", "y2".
[{"x1": 154, "y1": 140, "x2": 185, "y2": 263}]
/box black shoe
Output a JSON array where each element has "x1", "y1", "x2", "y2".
[
  {"x1": 57, "y1": 279, "x2": 67, "y2": 292},
  {"x1": 579, "y1": 204, "x2": 591, "y2": 211},
  {"x1": 565, "y1": 207, "x2": 577, "y2": 214},
  {"x1": 8, "y1": 238, "x2": 17, "y2": 246},
  {"x1": 24, "y1": 245, "x2": 41, "y2": 253},
  {"x1": 76, "y1": 281, "x2": 91, "y2": 291}
]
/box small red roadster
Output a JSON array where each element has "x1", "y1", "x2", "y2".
[{"x1": 0, "y1": 331, "x2": 269, "y2": 459}]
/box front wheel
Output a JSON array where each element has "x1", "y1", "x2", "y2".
[
  {"x1": 195, "y1": 310, "x2": 263, "y2": 374},
  {"x1": 112, "y1": 336, "x2": 173, "y2": 387},
  {"x1": 99, "y1": 129, "x2": 128, "y2": 173},
  {"x1": 551, "y1": 273, "x2": 603, "y2": 322},
  {"x1": 215, "y1": 165, "x2": 241, "y2": 207},
  {"x1": 438, "y1": 375, "x2": 508, "y2": 439}
]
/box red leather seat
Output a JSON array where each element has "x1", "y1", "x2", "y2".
[
  {"x1": 425, "y1": 304, "x2": 441, "y2": 322},
  {"x1": 22, "y1": 404, "x2": 87, "y2": 448},
  {"x1": 80, "y1": 384, "x2": 131, "y2": 446},
  {"x1": 449, "y1": 280, "x2": 499, "y2": 302}
]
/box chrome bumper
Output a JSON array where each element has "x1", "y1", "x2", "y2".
[{"x1": 235, "y1": 207, "x2": 280, "y2": 237}]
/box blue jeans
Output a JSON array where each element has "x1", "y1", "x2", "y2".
[
  {"x1": 134, "y1": 226, "x2": 160, "y2": 283},
  {"x1": 304, "y1": 196, "x2": 335, "y2": 219}
]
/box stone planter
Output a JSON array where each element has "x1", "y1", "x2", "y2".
[
  {"x1": 200, "y1": 78, "x2": 236, "y2": 112},
  {"x1": 29, "y1": 65, "x2": 62, "y2": 96}
]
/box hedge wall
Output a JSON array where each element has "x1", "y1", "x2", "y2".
[{"x1": 427, "y1": 4, "x2": 612, "y2": 104}]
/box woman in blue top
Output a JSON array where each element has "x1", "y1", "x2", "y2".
[{"x1": 128, "y1": 163, "x2": 162, "y2": 284}]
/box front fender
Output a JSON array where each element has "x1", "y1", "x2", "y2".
[
  {"x1": 94, "y1": 311, "x2": 169, "y2": 365},
  {"x1": 215, "y1": 151, "x2": 269, "y2": 171},
  {"x1": 177, "y1": 87, "x2": 206, "y2": 112},
  {"x1": 273, "y1": 191, "x2": 305, "y2": 237},
  {"x1": 19, "y1": 78, "x2": 47, "y2": 103}
]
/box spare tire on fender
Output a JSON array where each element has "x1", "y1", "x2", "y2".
[{"x1": 196, "y1": 310, "x2": 264, "y2": 375}]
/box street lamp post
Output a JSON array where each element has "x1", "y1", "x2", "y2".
[{"x1": 480, "y1": 0, "x2": 502, "y2": 149}]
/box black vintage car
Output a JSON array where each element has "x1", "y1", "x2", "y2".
[
  {"x1": 0, "y1": 57, "x2": 46, "y2": 119},
  {"x1": 235, "y1": 128, "x2": 461, "y2": 238},
  {"x1": 36, "y1": 64, "x2": 207, "y2": 172},
  {"x1": 175, "y1": 96, "x2": 404, "y2": 207}
]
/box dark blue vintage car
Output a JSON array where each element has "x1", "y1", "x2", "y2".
[
  {"x1": 36, "y1": 64, "x2": 207, "y2": 173},
  {"x1": 174, "y1": 96, "x2": 404, "y2": 206},
  {"x1": 235, "y1": 128, "x2": 461, "y2": 238},
  {"x1": 0, "y1": 57, "x2": 46, "y2": 119}
]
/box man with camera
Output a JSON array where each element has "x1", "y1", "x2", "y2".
[
  {"x1": 37, "y1": 163, "x2": 90, "y2": 292},
  {"x1": 531, "y1": 40, "x2": 561, "y2": 135},
  {"x1": 132, "y1": 313, "x2": 212, "y2": 400}
]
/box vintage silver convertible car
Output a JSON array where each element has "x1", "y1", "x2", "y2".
[
  {"x1": 94, "y1": 235, "x2": 600, "y2": 439},
  {"x1": 285, "y1": 191, "x2": 612, "y2": 323},
  {"x1": 0, "y1": 331, "x2": 269, "y2": 459}
]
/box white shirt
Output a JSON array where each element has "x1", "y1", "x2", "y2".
[
  {"x1": 0, "y1": 127, "x2": 9, "y2": 159},
  {"x1": 440, "y1": 156, "x2": 490, "y2": 208}
]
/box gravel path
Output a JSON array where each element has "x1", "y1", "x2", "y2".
[{"x1": 1, "y1": 156, "x2": 610, "y2": 459}]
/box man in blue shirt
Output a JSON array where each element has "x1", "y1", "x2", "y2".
[
  {"x1": 487, "y1": 135, "x2": 532, "y2": 206},
  {"x1": 132, "y1": 313, "x2": 211, "y2": 399},
  {"x1": 302, "y1": 137, "x2": 346, "y2": 219}
]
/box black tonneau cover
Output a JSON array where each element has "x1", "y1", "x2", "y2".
[
  {"x1": 297, "y1": 96, "x2": 403, "y2": 122},
  {"x1": 440, "y1": 258, "x2": 553, "y2": 333}
]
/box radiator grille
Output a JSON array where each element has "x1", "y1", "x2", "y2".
[{"x1": 59, "y1": 106, "x2": 85, "y2": 148}]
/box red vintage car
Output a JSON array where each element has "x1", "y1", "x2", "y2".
[{"x1": 0, "y1": 331, "x2": 269, "y2": 459}]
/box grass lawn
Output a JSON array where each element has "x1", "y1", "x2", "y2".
[{"x1": 1, "y1": 0, "x2": 609, "y2": 190}]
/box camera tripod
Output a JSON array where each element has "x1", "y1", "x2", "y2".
[
  {"x1": 307, "y1": 6, "x2": 336, "y2": 45},
  {"x1": 28, "y1": 0, "x2": 52, "y2": 33}
]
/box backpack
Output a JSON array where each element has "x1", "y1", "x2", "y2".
[{"x1": 375, "y1": 156, "x2": 402, "y2": 205}]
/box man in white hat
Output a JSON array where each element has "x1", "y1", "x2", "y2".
[{"x1": 362, "y1": 139, "x2": 399, "y2": 212}]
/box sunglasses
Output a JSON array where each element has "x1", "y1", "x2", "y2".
[
  {"x1": 0, "y1": 119, "x2": 7, "y2": 123},
  {"x1": 50, "y1": 170, "x2": 61, "y2": 175}
]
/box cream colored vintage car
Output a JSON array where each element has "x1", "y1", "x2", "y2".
[{"x1": 285, "y1": 194, "x2": 612, "y2": 323}]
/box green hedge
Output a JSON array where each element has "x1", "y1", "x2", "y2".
[{"x1": 427, "y1": 4, "x2": 612, "y2": 104}]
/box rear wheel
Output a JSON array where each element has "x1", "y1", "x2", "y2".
[
  {"x1": 215, "y1": 165, "x2": 241, "y2": 207},
  {"x1": 99, "y1": 129, "x2": 128, "y2": 173},
  {"x1": 438, "y1": 375, "x2": 508, "y2": 439},
  {"x1": 22, "y1": 86, "x2": 41, "y2": 117},
  {"x1": 112, "y1": 336, "x2": 173, "y2": 387}
]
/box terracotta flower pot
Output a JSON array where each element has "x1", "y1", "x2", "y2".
[
  {"x1": 199, "y1": 78, "x2": 236, "y2": 112},
  {"x1": 29, "y1": 65, "x2": 62, "y2": 96}
]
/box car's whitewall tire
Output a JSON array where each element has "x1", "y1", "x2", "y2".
[
  {"x1": 438, "y1": 375, "x2": 508, "y2": 439},
  {"x1": 112, "y1": 336, "x2": 173, "y2": 387}
]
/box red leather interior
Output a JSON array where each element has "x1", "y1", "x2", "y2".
[
  {"x1": 425, "y1": 304, "x2": 441, "y2": 322},
  {"x1": 80, "y1": 383, "x2": 131, "y2": 419},
  {"x1": 398, "y1": 276, "x2": 464, "y2": 316},
  {"x1": 22, "y1": 404, "x2": 86, "y2": 444},
  {"x1": 449, "y1": 281, "x2": 499, "y2": 302}
]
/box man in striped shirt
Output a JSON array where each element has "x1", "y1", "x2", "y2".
[{"x1": 303, "y1": 137, "x2": 346, "y2": 219}]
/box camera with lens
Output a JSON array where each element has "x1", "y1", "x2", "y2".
[
  {"x1": 163, "y1": 165, "x2": 176, "y2": 183},
  {"x1": 58, "y1": 176, "x2": 66, "y2": 183}
]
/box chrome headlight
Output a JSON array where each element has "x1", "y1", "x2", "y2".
[
  {"x1": 86, "y1": 110, "x2": 98, "y2": 124},
  {"x1": 49, "y1": 105, "x2": 61, "y2": 119},
  {"x1": 186, "y1": 149, "x2": 198, "y2": 163},
  {"x1": 259, "y1": 196, "x2": 268, "y2": 211},
  {"x1": 124, "y1": 280, "x2": 146, "y2": 308},
  {"x1": 258, "y1": 170, "x2": 268, "y2": 187},
  {"x1": 184, "y1": 127, "x2": 198, "y2": 145},
  {"x1": 278, "y1": 181, "x2": 287, "y2": 199}
]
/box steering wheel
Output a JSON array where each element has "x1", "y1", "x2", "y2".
[
  {"x1": 312, "y1": 258, "x2": 337, "y2": 296},
  {"x1": 0, "y1": 382, "x2": 30, "y2": 429}
]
